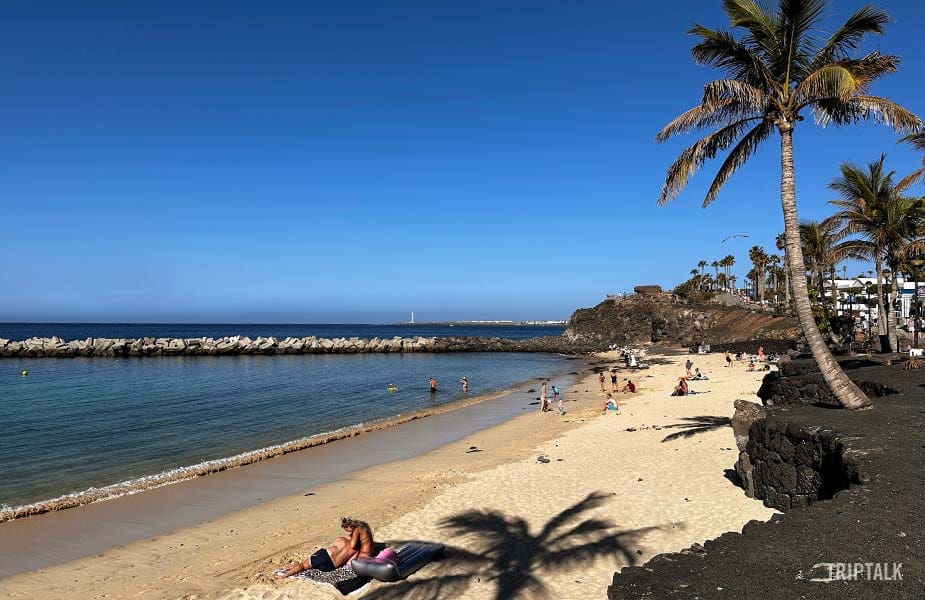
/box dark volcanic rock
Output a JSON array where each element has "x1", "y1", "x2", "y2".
[
  {"x1": 608, "y1": 361, "x2": 925, "y2": 600},
  {"x1": 564, "y1": 295, "x2": 799, "y2": 349}
]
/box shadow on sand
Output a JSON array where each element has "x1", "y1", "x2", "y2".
[
  {"x1": 364, "y1": 491, "x2": 659, "y2": 600},
  {"x1": 660, "y1": 415, "x2": 732, "y2": 443}
]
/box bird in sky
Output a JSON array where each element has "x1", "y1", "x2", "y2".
[{"x1": 722, "y1": 234, "x2": 749, "y2": 243}]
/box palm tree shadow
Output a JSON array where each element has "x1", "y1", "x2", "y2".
[
  {"x1": 364, "y1": 492, "x2": 659, "y2": 600},
  {"x1": 660, "y1": 415, "x2": 732, "y2": 442}
]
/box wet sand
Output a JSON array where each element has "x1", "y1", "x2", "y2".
[{"x1": 0, "y1": 350, "x2": 776, "y2": 599}]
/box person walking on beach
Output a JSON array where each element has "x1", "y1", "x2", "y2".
[
  {"x1": 540, "y1": 381, "x2": 548, "y2": 413},
  {"x1": 725, "y1": 352, "x2": 732, "y2": 368},
  {"x1": 429, "y1": 377, "x2": 438, "y2": 393},
  {"x1": 610, "y1": 371, "x2": 618, "y2": 392},
  {"x1": 685, "y1": 359, "x2": 693, "y2": 377},
  {"x1": 460, "y1": 377, "x2": 469, "y2": 393},
  {"x1": 599, "y1": 372, "x2": 606, "y2": 392}
]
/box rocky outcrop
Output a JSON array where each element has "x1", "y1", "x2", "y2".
[
  {"x1": 564, "y1": 295, "x2": 799, "y2": 348},
  {"x1": 756, "y1": 355, "x2": 905, "y2": 406},
  {"x1": 0, "y1": 335, "x2": 592, "y2": 358},
  {"x1": 608, "y1": 361, "x2": 925, "y2": 599}
]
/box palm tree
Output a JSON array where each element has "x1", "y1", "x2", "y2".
[
  {"x1": 827, "y1": 155, "x2": 923, "y2": 351},
  {"x1": 656, "y1": 0, "x2": 923, "y2": 409},
  {"x1": 799, "y1": 219, "x2": 850, "y2": 314},
  {"x1": 721, "y1": 254, "x2": 736, "y2": 292},
  {"x1": 711, "y1": 260, "x2": 721, "y2": 286},
  {"x1": 767, "y1": 254, "x2": 781, "y2": 303},
  {"x1": 698, "y1": 259, "x2": 708, "y2": 276},
  {"x1": 748, "y1": 245, "x2": 769, "y2": 303}
]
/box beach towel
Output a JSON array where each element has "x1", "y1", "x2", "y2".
[{"x1": 276, "y1": 565, "x2": 372, "y2": 596}]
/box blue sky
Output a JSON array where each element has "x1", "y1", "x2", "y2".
[{"x1": 3, "y1": 0, "x2": 924, "y2": 323}]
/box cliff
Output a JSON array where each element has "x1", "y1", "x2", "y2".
[{"x1": 564, "y1": 295, "x2": 800, "y2": 348}]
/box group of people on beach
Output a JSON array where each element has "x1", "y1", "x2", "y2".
[
  {"x1": 598, "y1": 371, "x2": 636, "y2": 394},
  {"x1": 723, "y1": 346, "x2": 772, "y2": 372},
  {"x1": 539, "y1": 381, "x2": 564, "y2": 414}
]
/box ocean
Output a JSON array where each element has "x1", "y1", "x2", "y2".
[{"x1": 0, "y1": 324, "x2": 568, "y2": 514}]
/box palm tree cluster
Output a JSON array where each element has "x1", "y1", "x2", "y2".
[{"x1": 656, "y1": 0, "x2": 925, "y2": 409}]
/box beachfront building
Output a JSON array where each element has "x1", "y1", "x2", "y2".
[{"x1": 828, "y1": 276, "x2": 924, "y2": 330}]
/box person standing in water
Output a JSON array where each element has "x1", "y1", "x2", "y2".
[
  {"x1": 540, "y1": 381, "x2": 548, "y2": 413},
  {"x1": 460, "y1": 377, "x2": 469, "y2": 393},
  {"x1": 429, "y1": 377, "x2": 438, "y2": 393}
]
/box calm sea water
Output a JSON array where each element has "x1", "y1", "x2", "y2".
[
  {"x1": 0, "y1": 323, "x2": 565, "y2": 341},
  {"x1": 0, "y1": 351, "x2": 571, "y2": 508}
]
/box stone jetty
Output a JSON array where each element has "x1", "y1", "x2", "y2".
[{"x1": 0, "y1": 335, "x2": 584, "y2": 358}]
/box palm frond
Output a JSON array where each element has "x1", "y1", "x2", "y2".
[
  {"x1": 900, "y1": 132, "x2": 925, "y2": 152},
  {"x1": 689, "y1": 25, "x2": 776, "y2": 90},
  {"x1": 794, "y1": 64, "x2": 857, "y2": 104},
  {"x1": 701, "y1": 79, "x2": 768, "y2": 111},
  {"x1": 655, "y1": 99, "x2": 752, "y2": 142},
  {"x1": 703, "y1": 119, "x2": 774, "y2": 206},
  {"x1": 722, "y1": 0, "x2": 781, "y2": 64},
  {"x1": 813, "y1": 95, "x2": 923, "y2": 133},
  {"x1": 896, "y1": 167, "x2": 925, "y2": 192},
  {"x1": 658, "y1": 117, "x2": 762, "y2": 205},
  {"x1": 811, "y1": 5, "x2": 891, "y2": 68}
]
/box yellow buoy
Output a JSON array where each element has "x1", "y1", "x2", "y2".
[{"x1": 21, "y1": 370, "x2": 28, "y2": 377}]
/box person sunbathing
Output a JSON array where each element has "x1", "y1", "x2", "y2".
[
  {"x1": 670, "y1": 377, "x2": 689, "y2": 397},
  {"x1": 689, "y1": 368, "x2": 709, "y2": 380},
  {"x1": 278, "y1": 517, "x2": 376, "y2": 576}
]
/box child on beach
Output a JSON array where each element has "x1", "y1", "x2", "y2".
[
  {"x1": 599, "y1": 372, "x2": 606, "y2": 392},
  {"x1": 602, "y1": 393, "x2": 619, "y2": 414},
  {"x1": 620, "y1": 379, "x2": 636, "y2": 393},
  {"x1": 552, "y1": 385, "x2": 564, "y2": 414},
  {"x1": 725, "y1": 352, "x2": 732, "y2": 367}
]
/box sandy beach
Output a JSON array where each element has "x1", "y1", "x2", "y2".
[{"x1": 0, "y1": 350, "x2": 776, "y2": 600}]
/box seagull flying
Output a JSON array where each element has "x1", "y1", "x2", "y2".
[{"x1": 722, "y1": 234, "x2": 749, "y2": 243}]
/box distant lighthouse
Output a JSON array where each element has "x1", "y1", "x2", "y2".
[{"x1": 410, "y1": 311, "x2": 415, "y2": 324}]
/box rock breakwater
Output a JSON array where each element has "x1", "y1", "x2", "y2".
[{"x1": 0, "y1": 335, "x2": 584, "y2": 358}]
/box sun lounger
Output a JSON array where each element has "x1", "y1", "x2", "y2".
[{"x1": 351, "y1": 542, "x2": 445, "y2": 582}]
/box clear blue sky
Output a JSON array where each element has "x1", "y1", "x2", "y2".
[{"x1": 3, "y1": 0, "x2": 924, "y2": 323}]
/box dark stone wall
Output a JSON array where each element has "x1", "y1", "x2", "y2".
[
  {"x1": 757, "y1": 358, "x2": 900, "y2": 406},
  {"x1": 736, "y1": 418, "x2": 860, "y2": 511}
]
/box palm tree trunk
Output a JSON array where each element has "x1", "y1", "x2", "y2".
[
  {"x1": 890, "y1": 271, "x2": 900, "y2": 351},
  {"x1": 874, "y1": 256, "x2": 888, "y2": 343},
  {"x1": 779, "y1": 125, "x2": 870, "y2": 409}
]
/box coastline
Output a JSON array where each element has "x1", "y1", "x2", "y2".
[
  {"x1": 1, "y1": 370, "x2": 574, "y2": 524},
  {"x1": 0, "y1": 349, "x2": 777, "y2": 599},
  {"x1": 0, "y1": 361, "x2": 583, "y2": 578}
]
